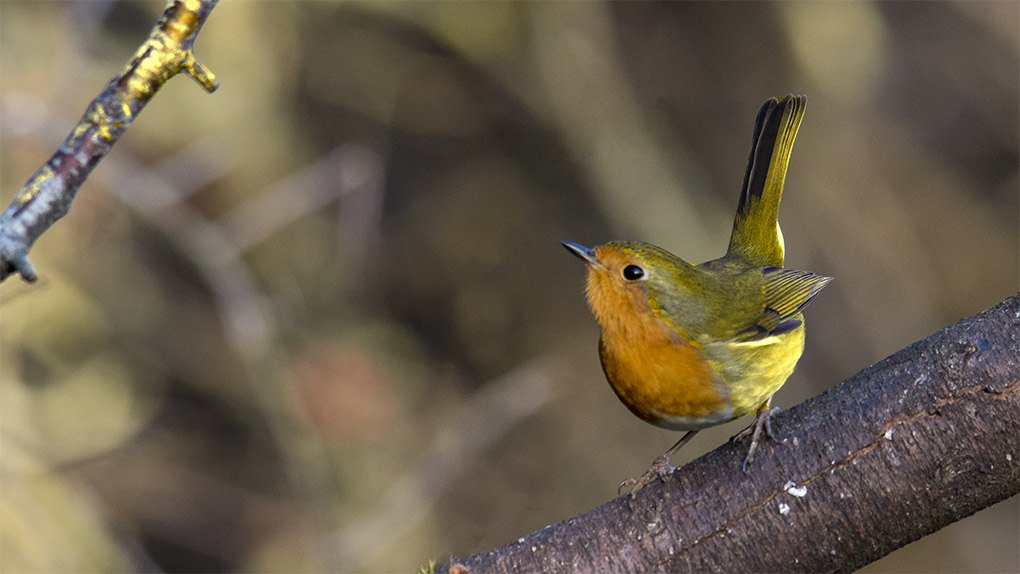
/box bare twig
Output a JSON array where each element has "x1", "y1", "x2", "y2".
[
  {"x1": 437, "y1": 293, "x2": 1020, "y2": 573},
  {"x1": 0, "y1": 0, "x2": 219, "y2": 283}
]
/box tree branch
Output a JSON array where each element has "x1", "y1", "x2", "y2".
[
  {"x1": 440, "y1": 293, "x2": 1020, "y2": 573},
  {"x1": 0, "y1": 0, "x2": 219, "y2": 283}
]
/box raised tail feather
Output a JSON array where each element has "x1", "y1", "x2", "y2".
[{"x1": 727, "y1": 95, "x2": 807, "y2": 268}]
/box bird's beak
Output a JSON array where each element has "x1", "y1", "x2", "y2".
[{"x1": 562, "y1": 241, "x2": 603, "y2": 269}]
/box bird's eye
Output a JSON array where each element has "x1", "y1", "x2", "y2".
[{"x1": 622, "y1": 265, "x2": 645, "y2": 281}]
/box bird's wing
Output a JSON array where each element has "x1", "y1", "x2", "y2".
[{"x1": 736, "y1": 267, "x2": 833, "y2": 341}]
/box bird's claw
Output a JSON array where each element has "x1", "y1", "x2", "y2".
[
  {"x1": 618, "y1": 455, "x2": 676, "y2": 503},
  {"x1": 733, "y1": 406, "x2": 781, "y2": 472}
]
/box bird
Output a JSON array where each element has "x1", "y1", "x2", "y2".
[{"x1": 563, "y1": 94, "x2": 832, "y2": 499}]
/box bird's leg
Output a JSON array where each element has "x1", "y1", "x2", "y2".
[
  {"x1": 619, "y1": 430, "x2": 699, "y2": 500},
  {"x1": 732, "y1": 398, "x2": 780, "y2": 471}
]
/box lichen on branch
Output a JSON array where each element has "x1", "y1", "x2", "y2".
[{"x1": 0, "y1": 0, "x2": 219, "y2": 283}]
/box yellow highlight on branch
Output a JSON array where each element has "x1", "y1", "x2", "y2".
[{"x1": 0, "y1": 0, "x2": 220, "y2": 283}]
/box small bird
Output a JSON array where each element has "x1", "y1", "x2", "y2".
[{"x1": 564, "y1": 95, "x2": 831, "y2": 498}]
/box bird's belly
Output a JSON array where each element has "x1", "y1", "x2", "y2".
[
  {"x1": 599, "y1": 334, "x2": 733, "y2": 431},
  {"x1": 704, "y1": 324, "x2": 806, "y2": 418}
]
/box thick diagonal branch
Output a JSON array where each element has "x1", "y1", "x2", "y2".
[
  {"x1": 439, "y1": 293, "x2": 1020, "y2": 573},
  {"x1": 0, "y1": 0, "x2": 219, "y2": 283}
]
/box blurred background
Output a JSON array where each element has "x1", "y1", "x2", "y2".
[{"x1": 1, "y1": 1, "x2": 1017, "y2": 572}]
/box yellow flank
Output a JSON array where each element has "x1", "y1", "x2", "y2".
[
  {"x1": 563, "y1": 95, "x2": 831, "y2": 488},
  {"x1": 703, "y1": 323, "x2": 804, "y2": 417}
]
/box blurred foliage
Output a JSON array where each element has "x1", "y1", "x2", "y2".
[{"x1": 1, "y1": 1, "x2": 1017, "y2": 572}]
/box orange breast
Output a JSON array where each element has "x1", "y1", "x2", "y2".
[
  {"x1": 582, "y1": 246, "x2": 732, "y2": 429},
  {"x1": 598, "y1": 314, "x2": 731, "y2": 428}
]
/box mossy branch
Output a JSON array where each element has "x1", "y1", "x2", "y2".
[
  {"x1": 438, "y1": 293, "x2": 1020, "y2": 573},
  {"x1": 0, "y1": 0, "x2": 219, "y2": 283}
]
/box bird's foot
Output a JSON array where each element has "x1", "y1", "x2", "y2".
[
  {"x1": 732, "y1": 405, "x2": 780, "y2": 472},
  {"x1": 618, "y1": 454, "x2": 675, "y2": 501},
  {"x1": 618, "y1": 431, "x2": 697, "y2": 508}
]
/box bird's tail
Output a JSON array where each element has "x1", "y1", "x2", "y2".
[{"x1": 726, "y1": 95, "x2": 807, "y2": 268}]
